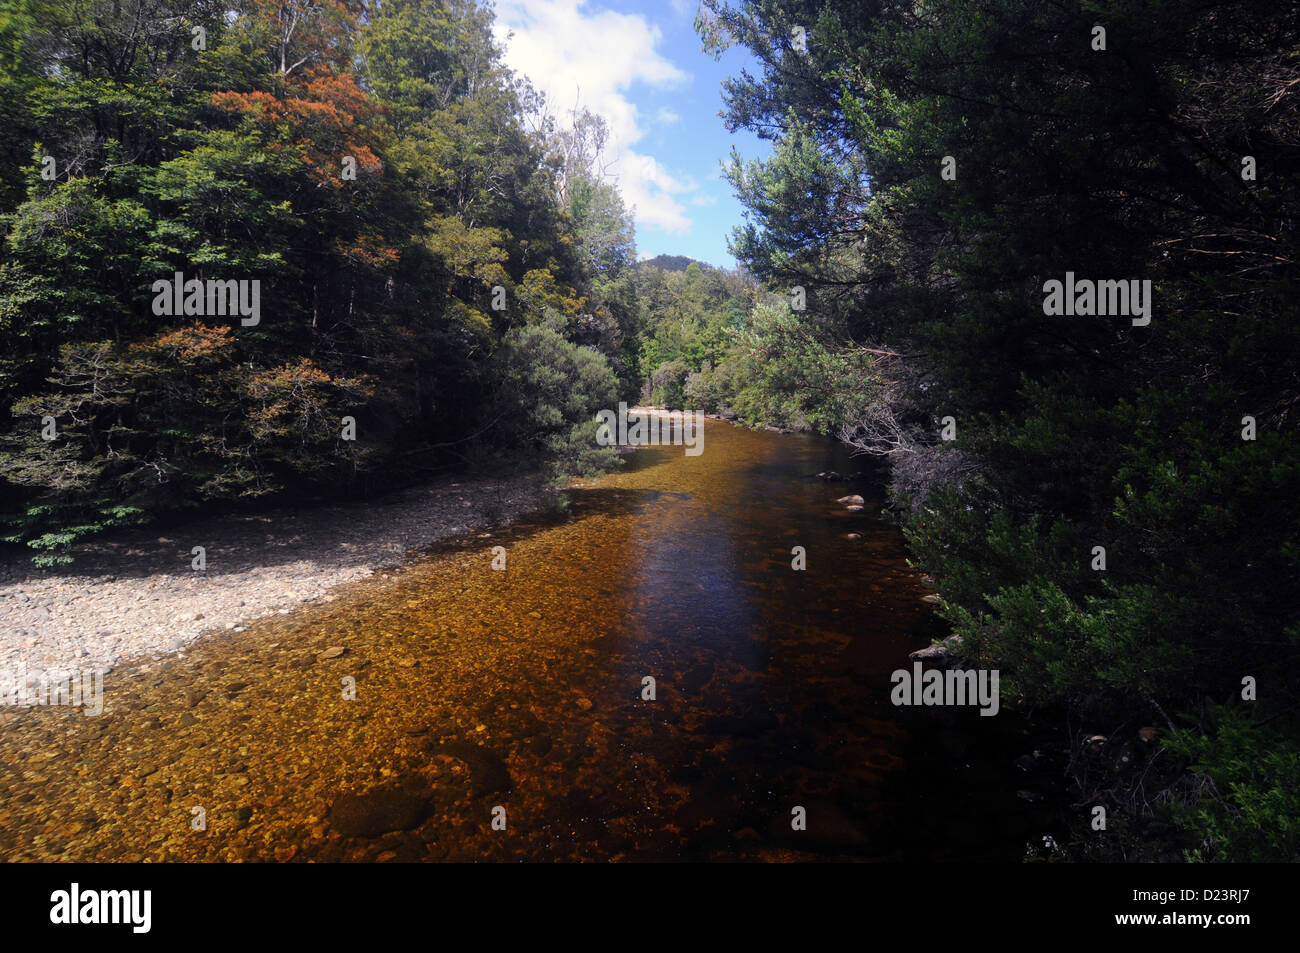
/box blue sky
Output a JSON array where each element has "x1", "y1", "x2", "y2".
[{"x1": 491, "y1": 0, "x2": 771, "y2": 268}]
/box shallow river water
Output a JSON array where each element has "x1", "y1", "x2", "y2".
[{"x1": 0, "y1": 419, "x2": 1031, "y2": 861}]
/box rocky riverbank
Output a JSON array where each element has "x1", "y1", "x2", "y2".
[{"x1": 0, "y1": 473, "x2": 546, "y2": 692}]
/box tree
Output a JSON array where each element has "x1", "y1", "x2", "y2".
[
  {"x1": 0, "y1": 0, "x2": 635, "y2": 560},
  {"x1": 701, "y1": 0, "x2": 1300, "y2": 860}
]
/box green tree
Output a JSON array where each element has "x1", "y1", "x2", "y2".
[{"x1": 702, "y1": 0, "x2": 1300, "y2": 860}]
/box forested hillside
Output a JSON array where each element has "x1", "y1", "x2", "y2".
[
  {"x1": 634, "y1": 258, "x2": 754, "y2": 409},
  {"x1": 0, "y1": 0, "x2": 638, "y2": 563},
  {"x1": 694, "y1": 0, "x2": 1300, "y2": 860}
]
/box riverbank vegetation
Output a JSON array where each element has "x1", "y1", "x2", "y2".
[
  {"x1": 0, "y1": 0, "x2": 639, "y2": 562},
  {"x1": 690, "y1": 0, "x2": 1300, "y2": 861}
]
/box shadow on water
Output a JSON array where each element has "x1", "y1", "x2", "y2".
[{"x1": 0, "y1": 419, "x2": 1032, "y2": 862}]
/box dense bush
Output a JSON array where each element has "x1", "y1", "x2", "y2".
[
  {"x1": 702, "y1": 0, "x2": 1300, "y2": 859},
  {"x1": 489, "y1": 325, "x2": 620, "y2": 483},
  {"x1": 0, "y1": 0, "x2": 640, "y2": 560}
]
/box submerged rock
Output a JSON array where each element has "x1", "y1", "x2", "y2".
[
  {"x1": 427, "y1": 742, "x2": 513, "y2": 797},
  {"x1": 329, "y1": 780, "x2": 430, "y2": 837}
]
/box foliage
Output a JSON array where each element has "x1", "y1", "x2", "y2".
[
  {"x1": 702, "y1": 0, "x2": 1300, "y2": 860},
  {"x1": 1163, "y1": 706, "x2": 1300, "y2": 863},
  {"x1": 0, "y1": 0, "x2": 640, "y2": 557},
  {"x1": 489, "y1": 324, "x2": 620, "y2": 484}
]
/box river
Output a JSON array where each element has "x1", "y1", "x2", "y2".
[{"x1": 0, "y1": 418, "x2": 1031, "y2": 861}]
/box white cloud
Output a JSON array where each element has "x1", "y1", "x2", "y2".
[
  {"x1": 493, "y1": 0, "x2": 696, "y2": 234},
  {"x1": 654, "y1": 106, "x2": 680, "y2": 125}
]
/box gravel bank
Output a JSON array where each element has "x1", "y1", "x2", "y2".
[{"x1": 0, "y1": 474, "x2": 545, "y2": 690}]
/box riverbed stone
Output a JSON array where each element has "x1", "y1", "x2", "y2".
[
  {"x1": 329, "y1": 780, "x2": 430, "y2": 837},
  {"x1": 427, "y1": 742, "x2": 512, "y2": 797}
]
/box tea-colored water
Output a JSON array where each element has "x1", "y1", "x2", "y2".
[{"x1": 0, "y1": 420, "x2": 1027, "y2": 861}]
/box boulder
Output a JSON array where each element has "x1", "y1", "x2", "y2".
[
  {"x1": 427, "y1": 742, "x2": 513, "y2": 797},
  {"x1": 908, "y1": 643, "x2": 952, "y2": 664},
  {"x1": 330, "y1": 780, "x2": 430, "y2": 837},
  {"x1": 908, "y1": 635, "x2": 968, "y2": 670}
]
